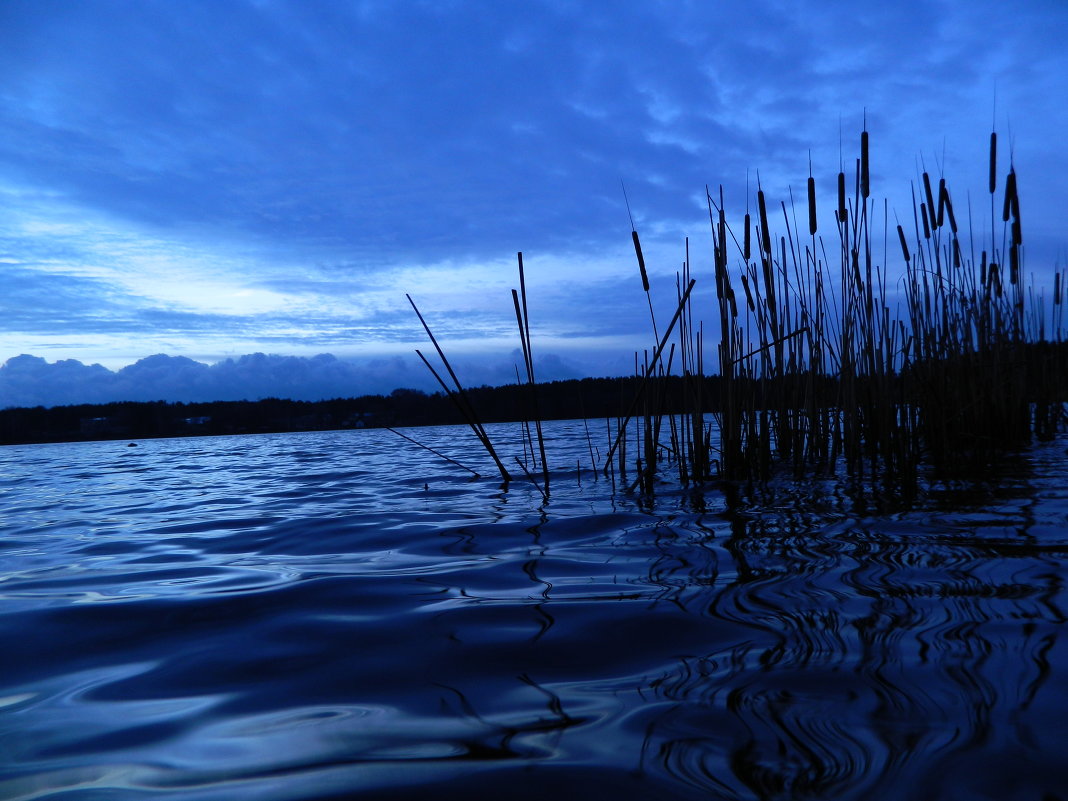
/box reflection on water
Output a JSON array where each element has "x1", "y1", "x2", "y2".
[{"x1": 1, "y1": 422, "x2": 1067, "y2": 799}]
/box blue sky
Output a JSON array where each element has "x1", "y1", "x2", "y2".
[{"x1": 2, "y1": 0, "x2": 1067, "y2": 407}]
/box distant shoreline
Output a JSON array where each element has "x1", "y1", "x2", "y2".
[{"x1": 0, "y1": 376, "x2": 692, "y2": 446}]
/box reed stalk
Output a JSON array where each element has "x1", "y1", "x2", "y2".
[
  {"x1": 386, "y1": 427, "x2": 480, "y2": 477},
  {"x1": 407, "y1": 295, "x2": 512, "y2": 482},
  {"x1": 512, "y1": 252, "x2": 549, "y2": 495}
]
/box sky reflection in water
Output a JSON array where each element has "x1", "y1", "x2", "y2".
[{"x1": 2, "y1": 421, "x2": 1067, "y2": 800}]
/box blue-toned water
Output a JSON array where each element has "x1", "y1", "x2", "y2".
[{"x1": 2, "y1": 420, "x2": 1068, "y2": 800}]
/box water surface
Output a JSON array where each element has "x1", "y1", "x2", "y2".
[{"x1": 3, "y1": 421, "x2": 1067, "y2": 799}]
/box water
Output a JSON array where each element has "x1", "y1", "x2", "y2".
[{"x1": 2, "y1": 420, "x2": 1067, "y2": 800}]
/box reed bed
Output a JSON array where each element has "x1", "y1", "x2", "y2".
[
  {"x1": 408, "y1": 126, "x2": 1066, "y2": 501},
  {"x1": 694, "y1": 125, "x2": 1066, "y2": 494}
]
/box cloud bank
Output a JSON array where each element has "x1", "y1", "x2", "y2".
[{"x1": 0, "y1": 351, "x2": 589, "y2": 409}]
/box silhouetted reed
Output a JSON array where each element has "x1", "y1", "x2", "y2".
[
  {"x1": 512, "y1": 252, "x2": 550, "y2": 496},
  {"x1": 698, "y1": 125, "x2": 1065, "y2": 494},
  {"x1": 407, "y1": 293, "x2": 512, "y2": 482},
  {"x1": 603, "y1": 124, "x2": 1065, "y2": 498},
  {"x1": 407, "y1": 125, "x2": 1064, "y2": 501}
]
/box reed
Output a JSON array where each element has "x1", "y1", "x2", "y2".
[
  {"x1": 603, "y1": 124, "x2": 1063, "y2": 497},
  {"x1": 701, "y1": 125, "x2": 1064, "y2": 494},
  {"x1": 512, "y1": 252, "x2": 550, "y2": 496},
  {"x1": 404, "y1": 125, "x2": 1065, "y2": 502},
  {"x1": 407, "y1": 294, "x2": 512, "y2": 482},
  {"x1": 386, "y1": 426, "x2": 480, "y2": 477}
]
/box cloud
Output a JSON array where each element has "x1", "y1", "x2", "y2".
[
  {"x1": 0, "y1": 349, "x2": 591, "y2": 409},
  {"x1": 1, "y1": 0, "x2": 1066, "y2": 404}
]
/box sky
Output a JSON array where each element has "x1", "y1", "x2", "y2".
[{"x1": 2, "y1": 0, "x2": 1067, "y2": 408}]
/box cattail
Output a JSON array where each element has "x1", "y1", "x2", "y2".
[
  {"x1": 942, "y1": 186, "x2": 957, "y2": 233},
  {"x1": 743, "y1": 212, "x2": 751, "y2": 260},
  {"x1": 632, "y1": 230, "x2": 650, "y2": 292},
  {"x1": 981, "y1": 250, "x2": 987, "y2": 285},
  {"x1": 936, "y1": 178, "x2": 947, "y2": 228},
  {"x1": 807, "y1": 175, "x2": 817, "y2": 235},
  {"x1": 860, "y1": 130, "x2": 870, "y2": 199},
  {"x1": 953, "y1": 238, "x2": 961, "y2": 268},
  {"x1": 1055, "y1": 271, "x2": 1062, "y2": 305},
  {"x1": 1003, "y1": 169, "x2": 1016, "y2": 222},
  {"x1": 923, "y1": 173, "x2": 937, "y2": 230},
  {"x1": 837, "y1": 171, "x2": 846, "y2": 223},
  {"x1": 989, "y1": 131, "x2": 997, "y2": 194},
  {"x1": 1011, "y1": 191, "x2": 1022, "y2": 245},
  {"x1": 897, "y1": 225, "x2": 910, "y2": 263},
  {"x1": 920, "y1": 202, "x2": 931, "y2": 239},
  {"x1": 718, "y1": 206, "x2": 727, "y2": 272},
  {"x1": 757, "y1": 190, "x2": 771, "y2": 255},
  {"x1": 740, "y1": 272, "x2": 756, "y2": 312}
]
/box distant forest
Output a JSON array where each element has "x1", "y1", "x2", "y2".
[
  {"x1": 0, "y1": 376, "x2": 725, "y2": 446},
  {"x1": 7, "y1": 340, "x2": 1066, "y2": 447}
]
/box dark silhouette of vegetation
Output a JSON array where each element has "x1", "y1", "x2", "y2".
[
  {"x1": 0, "y1": 376, "x2": 722, "y2": 446},
  {"x1": 702, "y1": 124, "x2": 1067, "y2": 492}
]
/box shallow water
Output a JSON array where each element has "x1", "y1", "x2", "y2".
[{"x1": 2, "y1": 420, "x2": 1067, "y2": 800}]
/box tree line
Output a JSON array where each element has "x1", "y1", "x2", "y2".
[{"x1": 0, "y1": 376, "x2": 724, "y2": 446}]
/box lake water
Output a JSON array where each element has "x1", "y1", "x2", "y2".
[{"x1": 3, "y1": 419, "x2": 1068, "y2": 800}]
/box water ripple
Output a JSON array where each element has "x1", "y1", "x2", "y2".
[{"x1": 2, "y1": 424, "x2": 1068, "y2": 799}]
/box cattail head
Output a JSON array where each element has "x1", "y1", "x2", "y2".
[
  {"x1": 631, "y1": 230, "x2": 650, "y2": 292},
  {"x1": 1011, "y1": 188, "x2": 1022, "y2": 245},
  {"x1": 942, "y1": 186, "x2": 957, "y2": 233},
  {"x1": 757, "y1": 189, "x2": 771, "y2": 255},
  {"x1": 718, "y1": 207, "x2": 727, "y2": 269},
  {"x1": 936, "y1": 178, "x2": 947, "y2": 228},
  {"x1": 743, "y1": 212, "x2": 751, "y2": 261},
  {"x1": 989, "y1": 131, "x2": 997, "y2": 194},
  {"x1": 897, "y1": 225, "x2": 910, "y2": 263},
  {"x1": 922, "y1": 173, "x2": 937, "y2": 230},
  {"x1": 1003, "y1": 169, "x2": 1017, "y2": 222},
  {"x1": 740, "y1": 272, "x2": 756, "y2": 312},
  {"x1": 837, "y1": 171, "x2": 846, "y2": 223},
  {"x1": 860, "y1": 130, "x2": 870, "y2": 199},
  {"x1": 807, "y1": 176, "x2": 817, "y2": 236}
]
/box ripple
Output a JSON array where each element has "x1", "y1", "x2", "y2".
[{"x1": 2, "y1": 425, "x2": 1068, "y2": 799}]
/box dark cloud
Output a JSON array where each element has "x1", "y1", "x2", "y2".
[
  {"x1": 1, "y1": 0, "x2": 1065, "y2": 403},
  {"x1": 0, "y1": 1, "x2": 914, "y2": 261}
]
